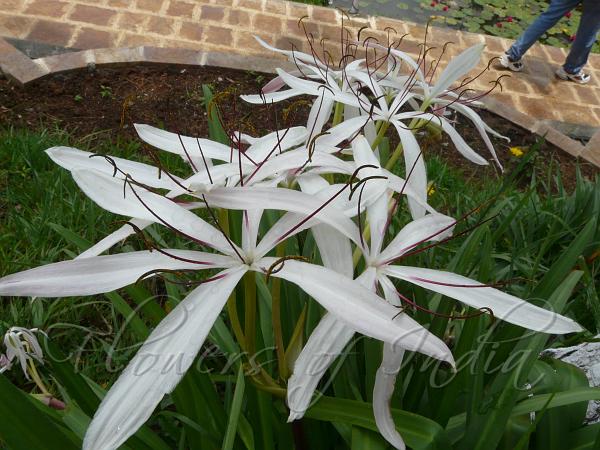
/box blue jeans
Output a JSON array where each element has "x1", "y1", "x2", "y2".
[{"x1": 507, "y1": 0, "x2": 600, "y2": 74}]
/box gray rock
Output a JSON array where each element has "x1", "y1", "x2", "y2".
[{"x1": 543, "y1": 338, "x2": 600, "y2": 424}]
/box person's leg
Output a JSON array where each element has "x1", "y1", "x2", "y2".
[
  {"x1": 507, "y1": 0, "x2": 582, "y2": 61},
  {"x1": 562, "y1": 0, "x2": 600, "y2": 74}
]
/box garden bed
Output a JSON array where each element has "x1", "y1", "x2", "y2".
[{"x1": 0, "y1": 64, "x2": 597, "y2": 192}]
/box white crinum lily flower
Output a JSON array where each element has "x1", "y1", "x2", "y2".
[
  {"x1": 267, "y1": 66, "x2": 494, "y2": 202},
  {"x1": 246, "y1": 38, "x2": 510, "y2": 212},
  {"x1": 358, "y1": 39, "x2": 509, "y2": 168},
  {"x1": 1, "y1": 327, "x2": 45, "y2": 378},
  {"x1": 0, "y1": 163, "x2": 454, "y2": 450},
  {"x1": 286, "y1": 174, "x2": 583, "y2": 449},
  {"x1": 46, "y1": 119, "x2": 355, "y2": 259}
]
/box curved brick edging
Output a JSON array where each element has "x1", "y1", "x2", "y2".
[{"x1": 0, "y1": 35, "x2": 598, "y2": 165}]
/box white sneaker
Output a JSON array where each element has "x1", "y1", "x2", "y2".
[
  {"x1": 555, "y1": 66, "x2": 590, "y2": 84},
  {"x1": 499, "y1": 53, "x2": 524, "y2": 72}
]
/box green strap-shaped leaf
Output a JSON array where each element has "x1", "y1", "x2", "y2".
[
  {"x1": 513, "y1": 388, "x2": 600, "y2": 416},
  {"x1": 351, "y1": 426, "x2": 390, "y2": 450},
  {"x1": 221, "y1": 366, "x2": 246, "y2": 450},
  {"x1": 461, "y1": 216, "x2": 595, "y2": 450},
  {"x1": 0, "y1": 374, "x2": 79, "y2": 450},
  {"x1": 304, "y1": 395, "x2": 451, "y2": 450}
]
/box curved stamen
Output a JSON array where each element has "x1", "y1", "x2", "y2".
[
  {"x1": 348, "y1": 175, "x2": 388, "y2": 200},
  {"x1": 195, "y1": 138, "x2": 214, "y2": 184},
  {"x1": 122, "y1": 220, "x2": 217, "y2": 265},
  {"x1": 197, "y1": 193, "x2": 246, "y2": 263},
  {"x1": 136, "y1": 268, "x2": 226, "y2": 286},
  {"x1": 392, "y1": 288, "x2": 495, "y2": 322},
  {"x1": 177, "y1": 133, "x2": 199, "y2": 173},
  {"x1": 265, "y1": 255, "x2": 310, "y2": 282},
  {"x1": 391, "y1": 214, "x2": 497, "y2": 264}
]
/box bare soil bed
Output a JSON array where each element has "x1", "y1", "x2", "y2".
[{"x1": 0, "y1": 64, "x2": 596, "y2": 189}]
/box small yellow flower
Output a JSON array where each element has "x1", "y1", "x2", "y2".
[
  {"x1": 427, "y1": 183, "x2": 436, "y2": 196},
  {"x1": 509, "y1": 146, "x2": 524, "y2": 157}
]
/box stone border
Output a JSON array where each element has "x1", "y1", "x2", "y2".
[{"x1": 0, "y1": 37, "x2": 598, "y2": 165}]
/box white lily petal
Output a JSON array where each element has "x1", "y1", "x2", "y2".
[
  {"x1": 253, "y1": 35, "x2": 328, "y2": 69},
  {"x1": 346, "y1": 70, "x2": 388, "y2": 114},
  {"x1": 263, "y1": 260, "x2": 454, "y2": 363},
  {"x1": 46, "y1": 147, "x2": 185, "y2": 191},
  {"x1": 368, "y1": 192, "x2": 390, "y2": 259},
  {"x1": 374, "y1": 343, "x2": 406, "y2": 450},
  {"x1": 242, "y1": 209, "x2": 263, "y2": 254},
  {"x1": 184, "y1": 162, "x2": 246, "y2": 191},
  {"x1": 352, "y1": 134, "x2": 381, "y2": 169},
  {"x1": 344, "y1": 105, "x2": 377, "y2": 144},
  {"x1": 297, "y1": 175, "x2": 353, "y2": 278},
  {"x1": 384, "y1": 170, "x2": 437, "y2": 216},
  {"x1": 134, "y1": 124, "x2": 232, "y2": 163},
  {"x1": 317, "y1": 115, "x2": 370, "y2": 147},
  {"x1": 202, "y1": 186, "x2": 365, "y2": 251},
  {"x1": 389, "y1": 49, "x2": 426, "y2": 86},
  {"x1": 378, "y1": 274, "x2": 402, "y2": 307},
  {"x1": 383, "y1": 266, "x2": 583, "y2": 334},
  {"x1": 429, "y1": 43, "x2": 484, "y2": 100},
  {"x1": 343, "y1": 103, "x2": 359, "y2": 121},
  {"x1": 286, "y1": 269, "x2": 377, "y2": 420},
  {"x1": 390, "y1": 120, "x2": 428, "y2": 219},
  {"x1": 287, "y1": 312, "x2": 356, "y2": 421},
  {"x1": 256, "y1": 211, "x2": 336, "y2": 260},
  {"x1": 245, "y1": 127, "x2": 308, "y2": 161},
  {"x1": 419, "y1": 114, "x2": 488, "y2": 165},
  {"x1": 444, "y1": 101, "x2": 504, "y2": 169},
  {"x1": 0, "y1": 250, "x2": 233, "y2": 297},
  {"x1": 5, "y1": 336, "x2": 29, "y2": 377},
  {"x1": 76, "y1": 219, "x2": 152, "y2": 259},
  {"x1": 72, "y1": 169, "x2": 239, "y2": 256},
  {"x1": 260, "y1": 70, "x2": 305, "y2": 94},
  {"x1": 241, "y1": 89, "x2": 303, "y2": 104},
  {"x1": 82, "y1": 267, "x2": 246, "y2": 450},
  {"x1": 275, "y1": 68, "x2": 325, "y2": 97},
  {"x1": 235, "y1": 148, "x2": 352, "y2": 186},
  {"x1": 377, "y1": 214, "x2": 456, "y2": 265},
  {"x1": 389, "y1": 91, "x2": 418, "y2": 118},
  {"x1": 293, "y1": 181, "x2": 379, "y2": 218},
  {"x1": 307, "y1": 94, "x2": 334, "y2": 139}
]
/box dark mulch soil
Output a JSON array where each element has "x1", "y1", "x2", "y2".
[{"x1": 0, "y1": 64, "x2": 597, "y2": 189}]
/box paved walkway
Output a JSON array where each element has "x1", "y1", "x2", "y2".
[{"x1": 1, "y1": 0, "x2": 599, "y2": 131}]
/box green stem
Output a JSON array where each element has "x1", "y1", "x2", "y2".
[
  {"x1": 371, "y1": 121, "x2": 390, "y2": 151},
  {"x1": 384, "y1": 116, "x2": 427, "y2": 171},
  {"x1": 332, "y1": 101, "x2": 344, "y2": 126},
  {"x1": 220, "y1": 208, "x2": 247, "y2": 351},
  {"x1": 28, "y1": 359, "x2": 50, "y2": 396},
  {"x1": 385, "y1": 142, "x2": 404, "y2": 171},
  {"x1": 244, "y1": 271, "x2": 257, "y2": 356},
  {"x1": 250, "y1": 376, "x2": 287, "y2": 398},
  {"x1": 271, "y1": 243, "x2": 287, "y2": 380}
]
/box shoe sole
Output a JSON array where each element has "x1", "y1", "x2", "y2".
[
  {"x1": 498, "y1": 62, "x2": 523, "y2": 72},
  {"x1": 555, "y1": 72, "x2": 590, "y2": 84}
]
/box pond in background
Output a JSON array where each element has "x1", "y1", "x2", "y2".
[{"x1": 329, "y1": 0, "x2": 599, "y2": 53}]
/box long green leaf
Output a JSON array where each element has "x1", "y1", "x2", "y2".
[
  {"x1": 351, "y1": 426, "x2": 389, "y2": 450},
  {"x1": 221, "y1": 366, "x2": 246, "y2": 450},
  {"x1": 461, "y1": 216, "x2": 596, "y2": 450},
  {"x1": 0, "y1": 374, "x2": 79, "y2": 449},
  {"x1": 304, "y1": 395, "x2": 450, "y2": 450},
  {"x1": 457, "y1": 268, "x2": 586, "y2": 450}
]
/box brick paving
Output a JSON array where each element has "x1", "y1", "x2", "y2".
[{"x1": 0, "y1": 0, "x2": 599, "y2": 151}]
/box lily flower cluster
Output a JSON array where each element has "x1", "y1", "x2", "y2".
[
  {"x1": 0, "y1": 27, "x2": 582, "y2": 450},
  {"x1": 0, "y1": 327, "x2": 45, "y2": 378}
]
